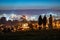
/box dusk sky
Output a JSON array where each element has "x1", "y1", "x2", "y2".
[
  {"x1": 0, "y1": 0, "x2": 60, "y2": 9},
  {"x1": 0, "y1": 0, "x2": 60, "y2": 20}
]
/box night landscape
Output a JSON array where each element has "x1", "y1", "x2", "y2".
[{"x1": 0, "y1": 0, "x2": 60, "y2": 40}]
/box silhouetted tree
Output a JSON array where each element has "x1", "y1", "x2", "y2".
[
  {"x1": 43, "y1": 15, "x2": 47, "y2": 29},
  {"x1": 38, "y1": 15, "x2": 42, "y2": 30},
  {"x1": 49, "y1": 14, "x2": 53, "y2": 29}
]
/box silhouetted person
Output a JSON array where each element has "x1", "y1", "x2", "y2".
[
  {"x1": 38, "y1": 15, "x2": 42, "y2": 30},
  {"x1": 43, "y1": 15, "x2": 47, "y2": 30},
  {"x1": 49, "y1": 14, "x2": 53, "y2": 30}
]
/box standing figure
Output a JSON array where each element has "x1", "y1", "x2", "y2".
[
  {"x1": 49, "y1": 14, "x2": 53, "y2": 29},
  {"x1": 38, "y1": 15, "x2": 43, "y2": 30},
  {"x1": 43, "y1": 15, "x2": 47, "y2": 30}
]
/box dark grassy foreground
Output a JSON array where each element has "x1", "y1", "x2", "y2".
[{"x1": 0, "y1": 30, "x2": 60, "y2": 40}]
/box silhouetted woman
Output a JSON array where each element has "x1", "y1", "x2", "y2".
[
  {"x1": 38, "y1": 15, "x2": 43, "y2": 30},
  {"x1": 43, "y1": 15, "x2": 47, "y2": 29}
]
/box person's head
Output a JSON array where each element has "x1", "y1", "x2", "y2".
[
  {"x1": 50, "y1": 14, "x2": 52, "y2": 17},
  {"x1": 44, "y1": 15, "x2": 46, "y2": 17},
  {"x1": 39, "y1": 15, "x2": 41, "y2": 17}
]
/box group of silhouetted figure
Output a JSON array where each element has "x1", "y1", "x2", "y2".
[
  {"x1": 38, "y1": 14, "x2": 53, "y2": 30},
  {"x1": 0, "y1": 14, "x2": 53, "y2": 33}
]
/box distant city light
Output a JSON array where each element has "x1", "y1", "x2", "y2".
[{"x1": 0, "y1": 12, "x2": 60, "y2": 21}]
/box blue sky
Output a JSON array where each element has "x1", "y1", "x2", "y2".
[{"x1": 0, "y1": 0, "x2": 60, "y2": 9}]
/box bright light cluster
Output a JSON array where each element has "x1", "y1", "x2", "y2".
[{"x1": 0, "y1": 12, "x2": 59, "y2": 21}]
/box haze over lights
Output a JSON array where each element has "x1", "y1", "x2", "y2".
[{"x1": 0, "y1": 12, "x2": 59, "y2": 21}]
